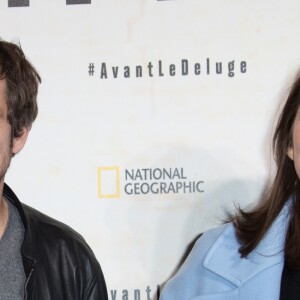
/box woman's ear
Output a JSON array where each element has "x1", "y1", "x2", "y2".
[
  {"x1": 12, "y1": 127, "x2": 30, "y2": 155},
  {"x1": 287, "y1": 146, "x2": 294, "y2": 161}
]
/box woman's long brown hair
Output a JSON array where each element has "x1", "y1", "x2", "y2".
[{"x1": 234, "y1": 73, "x2": 300, "y2": 269}]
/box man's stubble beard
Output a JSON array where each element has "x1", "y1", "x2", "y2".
[{"x1": 0, "y1": 140, "x2": 13, "y2": 183}]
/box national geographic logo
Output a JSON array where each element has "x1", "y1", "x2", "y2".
[
  {"x1": 98, "y1": 167, "x2": 120, "y2": 198},
  {"x1": 98, "y1": 166, "x2": 204, "y2": 198}
]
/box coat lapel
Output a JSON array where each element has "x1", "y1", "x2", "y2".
[{"x1": 203, "y1": 202, "x2": 290, "y2": 287}]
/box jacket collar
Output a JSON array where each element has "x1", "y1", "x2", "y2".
[
  {"x1": 203, "y1": 202, "x2": 291, "y2": 287},
  {"x1": 3, "y1": 183, "x2": 28, "y2": 229},
  {"x1": 3, "y1": 183, "x2": 37, "y2": 275}
]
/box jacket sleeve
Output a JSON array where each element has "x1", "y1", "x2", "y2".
[{"x1": 84, "y1": 265, "x2": 108, "y2": 300}]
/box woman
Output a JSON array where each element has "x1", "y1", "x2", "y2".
[{"x1": 160, "y1": 74, "x2": 300, "y2": 300}]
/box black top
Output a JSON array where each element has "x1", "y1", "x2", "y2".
[{"x1": 280, "y1": 264, "x2": 300, "y2": 300}]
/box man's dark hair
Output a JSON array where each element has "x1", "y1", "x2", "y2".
[{"x1": 0, "y1": 40, "x2": 41, "y2": 138}]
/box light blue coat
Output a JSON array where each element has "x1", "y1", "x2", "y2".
[{"x1": 160, "y1": 204, "x2": 291, "y2": 300}]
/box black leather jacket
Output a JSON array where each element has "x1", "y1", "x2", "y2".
[{"x1": 3, "y1": 183, "x2": 108, "y2": 300}]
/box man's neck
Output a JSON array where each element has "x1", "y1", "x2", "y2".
[{"x1": 0, "y1": 181, "x2": 8, "y2": 238}]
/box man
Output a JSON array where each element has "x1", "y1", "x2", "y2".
[{"x1": 0, "y1": 40, "x2": 108, "y2": 299}]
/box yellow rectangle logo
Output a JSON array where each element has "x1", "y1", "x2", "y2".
[{"x1": 98, "y1": 166, "x2": 120, "y2": 198}]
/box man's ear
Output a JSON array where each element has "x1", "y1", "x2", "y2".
[
  {"x1": 12, "y1": 127, "x2": 30, "y2": 155},
  {"x1": 287, "y1": 146, "x2": 294, "y2": 161}
]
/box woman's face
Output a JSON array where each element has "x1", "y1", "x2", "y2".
[{"x1": 288, "y1": 106, "x2": 300, "y2": 178}]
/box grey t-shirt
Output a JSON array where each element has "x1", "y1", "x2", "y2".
[{"x1": 0, "y1": 199, "x2": 25, "y2": 299}]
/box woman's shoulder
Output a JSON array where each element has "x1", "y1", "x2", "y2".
[
  {"x1": 161, "y1": 223, "x2": 237, "y2": 299},
  {"x1": 196, "y1": 223, "x2": 232, "y2": 249},
  {"x1": 182, "y1": 222, "x2": 236, "y2": 272}
]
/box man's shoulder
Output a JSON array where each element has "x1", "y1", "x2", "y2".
[
  {"x1": 4, "y1": 184, "x2": 85, "y2": 244},
  {"x1": 3, "y1": 183, "x2": 98, "y2": 265},
  {"x1": 22, "y1": 203, "x2": 93, "y2": 254},
  {"x1": 18, "y1": 203, "x2": 108, "y2": 299},
  {"x1": 22, "y1": 202, "x2": 104, "y2": 288}
]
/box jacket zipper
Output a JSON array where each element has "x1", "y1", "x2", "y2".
[{"x1": 24, "y1": 265, "x2": 35, "y2": 300}]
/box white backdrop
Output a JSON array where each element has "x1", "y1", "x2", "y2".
[{"x1": 1, "y1": 0, "x2": 300, "y2": 299}]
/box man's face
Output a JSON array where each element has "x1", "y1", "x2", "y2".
[
  {"x1": 0, "y1": 79, "x2": 14, "y2": 182},
  {"x1": 0, "y1": 79, "x2": 29, "y2": 184}
]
